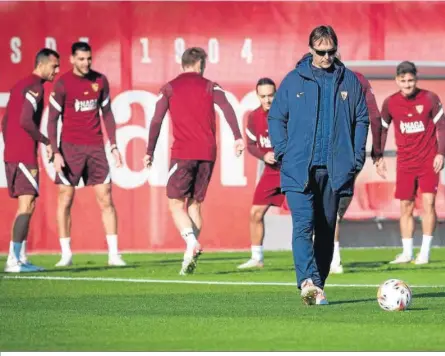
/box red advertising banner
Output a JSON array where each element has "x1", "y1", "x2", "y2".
[{"x1": 1, "y1": 2, "x2": 445, "y2": 253}]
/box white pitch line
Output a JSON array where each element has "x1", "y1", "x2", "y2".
[{"x1": 2, "y1": 275, "x2": 444, "y2": 288}]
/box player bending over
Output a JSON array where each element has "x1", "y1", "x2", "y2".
[
  {"x1": 330, "y1": 61, "x2": 382, "y2": 274},
  {"x1": 144, "y1": 47, "x2": 245, "y2": 275}
]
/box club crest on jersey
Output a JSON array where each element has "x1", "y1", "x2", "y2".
[
  {"x1": 74, "y1": 99, "x2": 98, "y2": 112},
  {"x1": 91, "y1": 83, "x2": 99, "y2": 92},
  {"x1": 415, "y1": 105, "x2": 424, "y2": 114},
  {"x1": 341, "y1": 91, "x2": 348, "y2": 100},
  {"x1": 400, "y1": 120, "x2": 425, "y2": 134},
  {"x1": 30, "y1": 169, "x2": 38, "y2": 177}
]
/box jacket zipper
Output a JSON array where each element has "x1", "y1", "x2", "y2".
[
  {"x1": 305, "y1": 82, "x2": 319, "y2": 190},
  {"x1": 330, "y1": 73, "x2": 338, "y2": 185}
]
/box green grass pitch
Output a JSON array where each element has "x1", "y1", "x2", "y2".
[{"x1": 1, "y1": 248, "x2": 445, "y2": 351}]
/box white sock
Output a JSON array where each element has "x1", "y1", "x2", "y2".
[
  {"x1": 401, "y1": 238, "x2": 413, "y2": 258},
  {"x1": 59, "y1": 237, "x2": 72, "y2": 256},
  {"x1": 20, "y1": 240, "x2": 27, "y2": 259},
  {"x1": 181, "y1": 228, "x2": 197, "y2": 257},
  {"x1": 251, "y1": 245, "x2": 264, "y2": 261},
  {"x1": 333, "y1": 241, "x2": 341, "y2": 263},
  {"x1": 8, "y1": 241, "x2": 15, "y2": 262},
  {"x1": 181, "y1": 228, "x2": 197, "y2": 246},
  {"x1": 106, "y1": 234, "x2": 119, "y2": 256},
  {"x1": 8, "y1": 241, "x2": 14, "y2": 258},
  {"x1": 420, "y1": 235, "x2": 433, "y2": 257}
]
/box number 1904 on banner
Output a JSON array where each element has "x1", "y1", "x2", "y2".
[{"x1": 139, "y1": 37, "x2": 253, "y2": 64}]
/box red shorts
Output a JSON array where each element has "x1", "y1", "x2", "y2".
[
  {"x1": 252, "y1": 171, "x2": 284, "y2": 206},
  {"x1": 167, "y1": 159, "x2": 214, "y2": 202},
  {"x1": 395, "y1": 167, "x2": 439, "y2": 200},
  {"x1": 55, "y1": 142, "x2": 110, "y2": 186},
  {"x1": 5, "y1": 162, "x2": 39, "y2": 198}
]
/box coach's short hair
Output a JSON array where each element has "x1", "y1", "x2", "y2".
[
  {"x1": 308, "y1": 25, "x2": 338, "y2": 49},
  {"x1": 71, "y1": 41, "x2": 92, "y2": 56},
  {"x1": 181, "y1": 47, "x2": 207, "y2": 69},
  {"x1": 396, "y1": 61, "x2": 417, "y2": 77},
  {"x1": 256, "y1": 78, "x2": 276, "y2": 92},
  {"x1": 35, "y1": 48, "x2": 59, "y2": 68}
]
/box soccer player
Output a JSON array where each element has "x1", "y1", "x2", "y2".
[
  {"x1": 237, "y1": 78, "x2": 284, "y2": 269},
  {"x1": 3, "y1": 48, "x2": 60, "y2": 272},
  {"x1": 47, "y1": 42, "x2": 125, "y2": 267},
  {"x1": 144, "y1": 47, "x2": 245, "y2": 275},
  {"x1": 330, "y1": 58, "x2": 383, "y2": 274},
  {"x1": 377, "y1": 61, "x2": 445, "y2": 265}
]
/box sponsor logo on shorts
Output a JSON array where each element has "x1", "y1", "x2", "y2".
[
  {"x1": 30, "y1": 169, "x2": 38, "y2": 177},
  {"x1": 28, "y1": 90, "x2": 39, "y2": 97},
  {"x1": 400, "y1": 120, "x2": 425, "y2": 134},
  {"x1": 74, "y1": 99, "x2": 98, "y2": 112}
]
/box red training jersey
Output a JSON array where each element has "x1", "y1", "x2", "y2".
[
  {"x1": 47, "y1": 70, "x2": 116, "y2": 153},
  {"x1": 381, "y1": 89, "x2": 445, "y2": 171},
  {"x1": 246, "y1": 106, "x2": 279, "y2": 173},
  {"x1": 147, "y1": 72, "x2": 242, "y2": 161},
  {"x1": 2, "y1": 74, "x2": 49, "y2": 165}
]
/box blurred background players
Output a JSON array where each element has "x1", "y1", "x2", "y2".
[
  {"x1": 377, "y1": 61, "x2": 445, "y2": 265},
  {"x1": 237, "y1": 78, "x2": 284, "y2": 269},
  {"x1": 144, "y1": 47, "x2": 245, "y2": 275},
  {"x1": 330, "y1": 53, "x2": 383, "y2": 274},
  {"x1": 3, "y1": 48, "x2": 60, "y2": 272},
  {"x1": 48, "y1": 42, "x2": 125, "y2": 267}
]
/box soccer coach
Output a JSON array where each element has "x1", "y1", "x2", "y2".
[{"x1": 268, "y1": 25, "x2": 369, "y2": 305}]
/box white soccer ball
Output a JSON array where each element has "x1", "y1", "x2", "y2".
[{"x1": 377, "y1": 279, "x2": 412, "y2": 311}]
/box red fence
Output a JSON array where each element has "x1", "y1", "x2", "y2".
[{"x1": 1, "y1": 1, "x2": 445, "y2": 253}]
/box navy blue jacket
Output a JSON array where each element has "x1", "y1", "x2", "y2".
[{"x1": 268, "y1": 54, "x2": 369, "y2": 196}]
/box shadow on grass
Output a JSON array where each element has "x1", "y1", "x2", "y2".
[
  {"x1": 414, "y1": 292, "x2": 445, "y2": 299},
  {"x1": 329, "y1": 297, "x2": 376, "y2": 305},
  {"x1": 211, "y1": 267, "x2": 294, "y2": 275},
  {"x1": 345, "y1": 261, "x2": 389, "y2": 269}
]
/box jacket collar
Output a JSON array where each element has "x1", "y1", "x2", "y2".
[{"x1": 296, "y1": 53, "x2": 344, "y2": 81}]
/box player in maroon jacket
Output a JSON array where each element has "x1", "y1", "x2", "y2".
[
  {"x1": 144, "y1": 47, "x2": 245, "y2": 275},
  {"x1": 2, "y1": 48, "x2": 60, "y2": 272},
  {"x1": 237, "y1": 78, "x2": 284, "y2": 269},
  {"x1": 377, "y1": 61, "x2": 445, "y2": 265},
  {"x1": 329, "y1": 61, "x2": 383, "y2": 274},
  {"x1": 47, "y1": 42, "x2": 125, "y2": 267}
]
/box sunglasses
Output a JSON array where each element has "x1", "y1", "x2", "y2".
[{"x1": 312, "y1": 47, "x2": 337, "y2": 57}]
